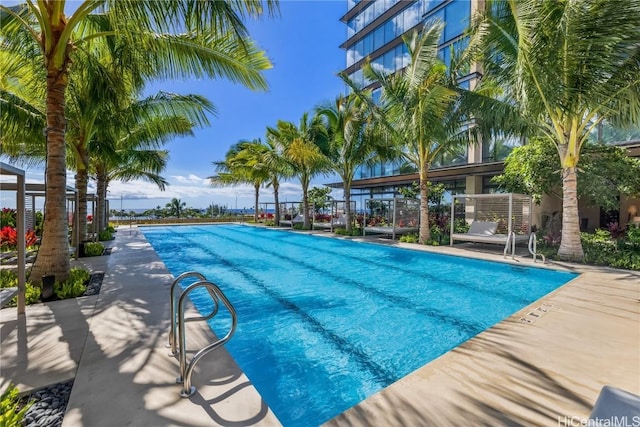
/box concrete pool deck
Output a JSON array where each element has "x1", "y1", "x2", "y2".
[{"x1": 1, "y1": 224, "x2": 638, "y2": 426}]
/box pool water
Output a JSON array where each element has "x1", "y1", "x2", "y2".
[{"x1": 142, "y1": 224, "x2": 577, "y2": 427}]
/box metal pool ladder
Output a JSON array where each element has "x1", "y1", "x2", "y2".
[{"x1": 168, "y1": 271, "x2": 238, "y2": 397}]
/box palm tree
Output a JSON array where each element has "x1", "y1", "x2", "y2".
[
  {"x1": 0, "y1": 0, "x2": 275, "y2": 283},
  {"x1": 166, "y1": 198, "x2": 187, "y2": 218},
  {"x1": 261, "y1": 136, "x2": 293, "y2": 226},
  {"x1": 316, "y1": 93, "x2": 380, "y2": 232},
  {"x1": 91, "y1": 91, "x2": 213, "y2": 233},
  {"x1": 267, "y1": 113, "x2": 329, "y2": 229},
  {"x1": 469, "y1": 0, "x2": 640, "y2": 261},
  {"x1": 210, "y1": 140, "x2": 270, "y2": 223},
  {"x1": 351, "y1": 24, "x2": 463, "y2": 244}
]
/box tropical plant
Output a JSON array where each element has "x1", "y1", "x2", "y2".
[
  {"x1": 494, "y1": 138, "x2": 640, "y2": 210},
  {"x1": 261, "y1": 135, "x2": 293, "y2": 226},
  {"x1": 307, "y1": 186, "x2": 333, "y2": 213},
  {"x1": 0, "y1": 0, "x2": 276, "y2": 284},
  {"x1": 0, "y1": 269, "x2": 41, "y2": 307},
  {"x1": 165, "y1": 198, "x2": 187, "y2": 219},
  {"x1": 0, "y1": 383, "x2": 32, "y2": 427},
  {"x1": 349, "y1": 24, "x2": 465, "y2": 244},
  {"x1": 316, "y1": 93, "x2": 382, "y2": 232},
  {"x1": 53, "y1": 267, "x2": 90, "y2": 300},
  {"x1": 468, "y1": 0, "x2": 640, "y2": 260},
  {"x1": 210, "y1": 140, "x2": 270, "y2": 223},
  {"x1": 83, "y1": 242, "x2": 104, "y2": 257},
  {"x1": 267, "y1": 113, "x2": 329, "y2": 228}
]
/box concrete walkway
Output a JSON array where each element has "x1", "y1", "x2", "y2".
[{"x1": 1, "y1": 225, "x2": 638, "y2": 427}]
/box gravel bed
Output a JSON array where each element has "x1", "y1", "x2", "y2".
[
  {"x1": 23, "y1": 380, "x2": 73, "y2": 427},
  {"x1": 83, "y1": 272, "x2": 104, "y2": 297}
]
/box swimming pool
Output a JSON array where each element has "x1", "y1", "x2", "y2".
[{"x1": 142, "y1": 224, "x2": 577, "y2": 427}]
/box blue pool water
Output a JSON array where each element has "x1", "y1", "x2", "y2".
[{"x1": 142, "y1": 224, "x2": 577, "y2": 427}]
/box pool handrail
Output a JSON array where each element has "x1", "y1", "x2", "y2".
[
  {"x1": 176, "y1": 280, "x2": 237, "y2": 397},
  {"x1": 168, "y1": 271, "x2": 218, "y2": 356}
]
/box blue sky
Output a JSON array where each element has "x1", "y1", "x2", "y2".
[
  {"x1": 111, "y1": 0, "x2": 348, "y2": 211},
  {"x1": 6, "y1": 0, "x2": 348, "y2": 211}
]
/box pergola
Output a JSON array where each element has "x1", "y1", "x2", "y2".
[{"x1": 0, "y1": 162, "x2": 26, "y2": 314}]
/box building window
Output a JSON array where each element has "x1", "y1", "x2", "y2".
[
  {"x1": 443, "y1": 0, "x2": 470, "y2": 42},
  {"x1": 482, "y1": 176, "x2": 502, "y2": 194}
]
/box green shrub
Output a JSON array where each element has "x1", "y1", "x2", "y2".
[
  {"x1": 626, "y1": 227, "x2": 640, "y2": 248},
  {"x1": 334, "y1": 228, "x2": 362, "y2": 236},
  {"x1": 0, "y1": 269, "x2": 16, "y2": 288},
  {"x1": 0, "y1": 270, "x2": 41, "y2": 306},
  {"x1": 399, "y1": 233, "x2": 419, "y2": 243},
  {"x1": 106, "y1": 224, "x2": 116, "y2": 233},
  {"x1": 98, "y1": 229, "x2": 113, "y2": 241},
  {"x1": 83, "y1": 242, "x2": 104, "y2": 257},
  {"x1": 54, "y1": 268, "x2": 89, "y2": 300},
  {"x1": 0, "y1": 383, "x2": 32, "y2": 427},
  {"x1": 453, "y1": 218, "x2": 470, "y2": 233}
]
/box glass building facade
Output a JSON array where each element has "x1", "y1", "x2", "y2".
[{"x1": 339, "y1": 0, "x2": 493, "y2": 206}]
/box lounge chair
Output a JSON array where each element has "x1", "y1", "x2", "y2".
[
  {"x1": 450, "y1": 220, "x2": 530, "y2": 258},
  {"x1": 451, "y1": 221, "x2": 499, "y2": 243},
  {"x1": 588, "y1": 386, "x2": 640, "y2": 426}
]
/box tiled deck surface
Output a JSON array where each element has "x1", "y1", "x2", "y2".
[{"x1": 1, "y1": 225, "x2": 638, "y2": 426}]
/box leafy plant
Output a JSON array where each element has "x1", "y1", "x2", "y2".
[
  {"x1": 0, "y1": 208, "x2": 16, "y2": 228},
  {"x1": 453, "y1": 219, "x2": 470, "y2": 234},
  {"x1": 626, "y1": 227, "x2": 640, "y2": 248},
  {"x1": 54, "y1": 268, "x2": 90, "y2": 300},
  {"x1": 0, "y1": 270, "x2": 41, "y2": 307},
  {"x1": 334, "y1": 228, "x2": 363, "y2": 237},
  {"x1": 83, "y1": 242, "x2": 104, "y2": 257},
  {"x1": 0, "y1": 383, "x2": 32, "y2": 427},
  {"x1": 0, "y1": 227, "x2": 38, "y2": 251},
  {"x1": 98, "y1": 229, "x2": 113, "y2": 241},
  {"x1": 399, "y1": 233, "x2": 419, "y2": 243}
]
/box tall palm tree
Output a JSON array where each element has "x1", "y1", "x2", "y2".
[
  {"x1": 351, "y1": 24, "x2": 463, "y2": 244},
  {"x1": 261, "y1": 136, "x2": 293, "y2": 226},
  {"x1": 469, "y1": 0, "x2": 640, "y2": 261},
  {"x1": 316, "y1": 93, "x2": 380, "y2": 232},
  {"x1": 267, "y1": 113, "x2": 329, "y2": 229},
  {"x1": 0, "y1": 0, "x2": 275, "y2": 283},
  {"x1": 210, "y1": 140, "x2": 270, "y2": 223}
]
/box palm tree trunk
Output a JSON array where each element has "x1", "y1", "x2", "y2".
[
  {"x1": 418, "y1": 163, "x2": 431, "y2": 244},
  {"x1": 303, "y1": 185, "x2": 310, "y2": 229},
  {"x1": 74, "y1": 145, "x2": 89, "y2": 243},
  {"x1": 30, "y1": 66, "x2": 71, "y2": 285},
  {"x1": 273, "y1": 181, "x2": 280, "y2": 226},
  {"x1": 254, "y1": 183, "x2": 260, "y2": 223},
  {"x1": 95, "y1": 169, "x2": 107, "y2": 233},
  {"x1": 344, "y1": 181, "x2": 352, "y2": 233},
  {"x1": 558, "y1": 165, "x2": 584, "y2": 261}
]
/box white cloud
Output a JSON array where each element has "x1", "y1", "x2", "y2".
[{"x1": 171, "y1": 174, "x2": 209, "y2": 185}]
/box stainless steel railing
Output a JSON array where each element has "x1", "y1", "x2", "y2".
[
  {"x1": 168, "y1": 272, "x2": 237, "y2": 397},
  {"x1": 528, "y1": 233, "x2": 546, "y2": 263}
]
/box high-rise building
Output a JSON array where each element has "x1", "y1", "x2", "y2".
[{"x1": 337, "y1": 0, "x2": 498, "y2": 206}]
